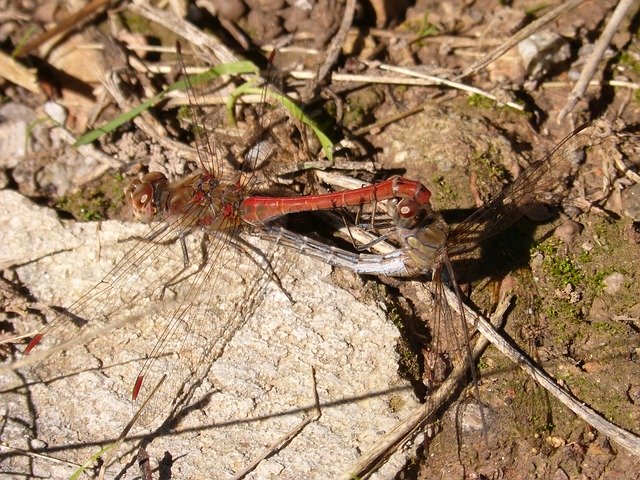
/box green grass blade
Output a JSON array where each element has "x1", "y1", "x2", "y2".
[
  {"x1": 228, "y1": 83, "x2": 335, "y2": 162},
  {"x1": 69, "y1": 443, "x2": 117, "y2": 480},
  {"x1": 74, "y1": 60, "x2": 259, "y2": 147},
  {"x1": 11, "y1": 25, "x2": 38, "y2": 58}
]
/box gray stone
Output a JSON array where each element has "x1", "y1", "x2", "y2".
[{"x1": 0, "y1": 189, "x2": 419, "y2": 479}]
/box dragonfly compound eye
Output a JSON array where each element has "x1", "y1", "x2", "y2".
[
  {"x1": 397, "y1": 198, "x2": 420, "y2": 219},
  {"x1": 126, "y1": 172, "x2": 169, "y2": 222},
  {"x1": 391, "y1": 198, "x2": 423, "y2": 228}
]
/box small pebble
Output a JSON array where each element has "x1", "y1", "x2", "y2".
[
  {"x1": 245, "y1": 0, "x2": 285, "y2": 12},
  {"x1": 457, "y1": 401, "x2": 493, "y2": 432},
  {"x1": 208, "y1": 0, "x2": 246, "y2": 21},
  {"x1": 603, "y1": 272, "x2": 625, "y2": 295},
  {"x1": 531, "y1": 251, "x2": 544, "y2": 269},
  {"x1": 246, "y1": 8, "x2": 282, "y2": 40},
  {"x1": 581, "y1": 242, "x2": 594, "y2": 252},
  {"x1": 626, "y1": 222, "x2": 640, "y2": 244},
  {"x1": 290, "y1": 0, "x2": 312, "y2": 10},
  {"x1": 582, "y1": 361, "x2": 603, "y2": 373},
  {"x1": 518, "y1": 31, "x2": 570, "y2": 81},
  {"x1": 0, "y1": 103, "x2": 34, "y2": 168},
  {"x1": 554, "y1": 219, "x2": 583, "y2": 243},
  {"x1": 552, "y1": 467, "x2": 570, "y2": 480},
  {"x1": 43, "y1": 101, "x2": 67, "y2": 125},
  {"x1": 545, "y1": 435, "x2": 566, "y2": 449},
  {"x1": 564, "y1": 205, "x2": 583, "y2": 218},
  {"x1": 627, "y1": 385, "x2": 640, "y2": 405},
  {"x1": 30, "y1": 438, "x2": 47, "y2": 449},
  {"x1": 622, "y1": 183, "x2": 640, "y2": 222}
]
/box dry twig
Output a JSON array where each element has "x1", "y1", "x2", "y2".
[
  {"x1": 128, "y1": 0, "x2": 238, "y2": 65},
  {"x1": 16, "y1": 0, "x2": 113, "y2": 56},
  {"x1": 379, "y1": 64, "x2": 525, "y2": 111},
  {"x1": 557, "y1": 0, "x2": 639, "y2": 122},
  {"x1": 455, "y1": 0, "x2": 587, "y2": 80},
  {"x1": 444, "y1": 287, "x2": 640, "y2": 457},
  {"x1": 301, "y1": 0, "x2": 356, "y2": 101},
  {"x1": 339, "y1": 295, "x2": 511, "y2": 479}
]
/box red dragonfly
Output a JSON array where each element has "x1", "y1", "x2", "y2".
[
  {"x1": 5, "y1": 38, "x2": 626, "y2": 479},
  {"x1": 12, "y1": 46, "x2": 436, "y2": 443}
]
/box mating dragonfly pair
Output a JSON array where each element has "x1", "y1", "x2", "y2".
[
  {"x1": 20, "y1": 114, "x2": 607, "y2": 421},
  {"x1": 3, "y1": 46, "x2": 613, "y2": 476}
]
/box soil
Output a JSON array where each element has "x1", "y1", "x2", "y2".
[{"x1": 1, "y1": 0, "x2": 639, "y2": 479}]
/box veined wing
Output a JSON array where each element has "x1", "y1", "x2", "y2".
[
  {"x1": 446, "y1": 121, "x2": 611, "y2": 257},
  {"x1": 12, "y1": 203, "x2": 206, "y2": 369}
]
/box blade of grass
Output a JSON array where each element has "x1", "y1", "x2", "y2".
[
  {"x1": 70, "y1": 443, "x2": 117, "y2": 480},
  {"x1": 228, "y1": 82, "x2": 335, "y2": 161},
  {"x1": 75, "y1": 60, "x2": 259, "y2": 147},
  {"x1": 11, "y1": 25, "x2": 38, "y2": 58}
]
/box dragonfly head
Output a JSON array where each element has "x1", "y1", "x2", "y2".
[
  {"x1": 388, "y1": 197, "x2": 448, "y2": 272},
  {"x1": 125, "y1": 172, "x2": 170, "y2": 223}
]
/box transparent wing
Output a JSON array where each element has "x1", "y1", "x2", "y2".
[
  {"x1": 447, "y1": 121, "x2": 611, "y2": 256},
  {"x1": 19, "y1": 207, "x2": 204, "y2": 365},
  {"x1": 128, "y1": 221, "x2": 280, "y2": 428}
]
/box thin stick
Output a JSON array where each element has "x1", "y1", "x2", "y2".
[
  {"x1": 455, "y1": 0, "x2": 587, "y2": 80},
  {"x1": 343, "y1": 274, "x2": 640, "y2": 478},
  {"x1": 1, "y1": 329, "x2": 44, "y2": 345},
  {"x1": 360, "y1": 29, "x2": 507, "y2": 47},
  {"x1": 0, "y1": 442, "x2": 82, "y2": 468},
  {"x1": 139, "y1": 62, "x2": 526, "y2": 109},
  {"x1": 612, "y1": 148, "x2": 640, "y2": 184},
  {"x1": 379, "y1": 64, "x2": 525, "y2": 111},
  {"x1": 542, "y1": 79, "x2": 640, "y2": 90},
  {"x1": 16, "y1": 0, "x2": 113, "y2": 56},
  {"x1": 127, "y1": 0, "x2": 238, "y2": 65},
  {"x1": 557, "y1": 0, "x2": 638, "y2": 122},
  {"x1": 301, "y1": 0, "x2": 356, "y2": 101},
  {"x1": 442, "y1": 288, "x2": 640, "y2": 457},
  {"x1": 231, "y1": 366, "x2": 322, "y2": 480},
  {"x1": 339, "y1": 295, "x2": 511, "y2": 480},
  {"x1": 139, "y1": 63, "x2": 640, "y2": 95}
]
